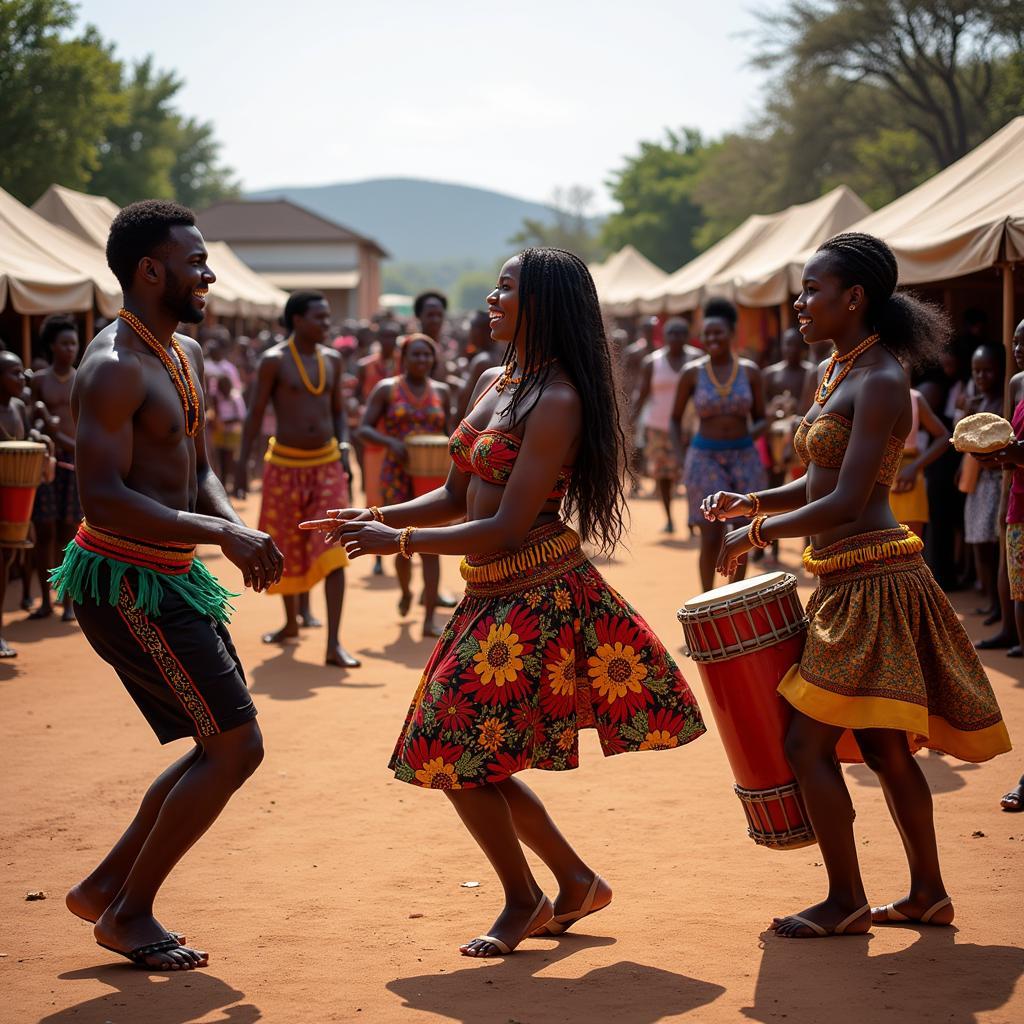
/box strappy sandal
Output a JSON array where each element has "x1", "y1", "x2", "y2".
[
  {"x1": 534, "y1": 875, "x2": 609, "y2": 936},
  {"x1": 97, "y1": 935, "x2": 186, "y2": 968},
  {"x1": 775, "y1": 903, "x2": 870, "y2": 938},
  {"x1": 872, "y1": 896, "x2": 953, "y2": 925},
  {"x1": 461, "y1": 895, "x2": 554, "y2": 957}
]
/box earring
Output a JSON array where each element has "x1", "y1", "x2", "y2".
[{"x1": 848, "y1": 304, "x2": 856, "y2": 311}]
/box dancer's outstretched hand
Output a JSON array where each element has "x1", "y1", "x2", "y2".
[
  {"x1": 332, "y1": 520, "x2": 401, "y2": 558},
  {"x1": 299, "y1": 507, "x2": 372, "y2": 542},
  {"x1": 701, "y1": 491, "x2": 753, "y2": 522}
]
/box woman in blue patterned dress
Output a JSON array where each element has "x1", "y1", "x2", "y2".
[{"x1": 670, "y1": 297, "x2": 767, "y2": 589}]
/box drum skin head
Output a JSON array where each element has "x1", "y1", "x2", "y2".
[{"x1": 683, "y1": 571, "x2": 793, "y2": 610}]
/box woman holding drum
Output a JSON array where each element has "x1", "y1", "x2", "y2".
[
  {"x1": 704, "y1": 232, "x2": 1010, "y2": 938},
  {"x1": 358, "y1": 334, "x2": 453, "y2": 638}
]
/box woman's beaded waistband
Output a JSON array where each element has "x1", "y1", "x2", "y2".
[
  {"x1": 461, "y1": 522, "x2": 587, "y2": 596},
  {"x1": 802, "y1": 524, "x2": 924, "y2": 578}
]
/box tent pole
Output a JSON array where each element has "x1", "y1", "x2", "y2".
[
  {"x1": 85, "y1": 308, "x2": 94, "y2": 343},
  {"x1": 21, "y1": 315, "x2": 31, "y2": 366},
  {"x1": 1003, "y1": 263, "x2": 1015, "y2": 417}
]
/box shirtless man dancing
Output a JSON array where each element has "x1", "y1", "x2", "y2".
[{"x1": 54, "y1": 200, "x2": 283, "y2": 970}]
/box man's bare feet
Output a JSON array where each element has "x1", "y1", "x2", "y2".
[
  {"x1": 770, "y1": 898, "x2": 871, "y2": 938},
  {"x1": 261, "y1": 624, "x2": 300, "y2": 645},
  {"x1": 325, "y1": 645, "x2": 361, "y2": 668},
  {"x1": 94, "y1": 905, "x2": 207, "y2": 970},
  {"x1": 534, "y1": 873, "x2": 612, "y2": 935},
  {"x1": 460, "y1": 894, "x2": 553, "y2": 957}
]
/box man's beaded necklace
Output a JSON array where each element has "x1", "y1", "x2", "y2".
[
  {"x1": 287, "y1": 336, "x2": 326, "y2": 396},
  {"x1": 118, "y1": 308, "x2": 202, "y2": 436}
]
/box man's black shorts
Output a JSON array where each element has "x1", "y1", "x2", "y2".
[{"x1": 74, "y1": 569, "x2": 256, "y2": 744}]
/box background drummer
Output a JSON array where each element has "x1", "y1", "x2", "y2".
[
  {"x1": 0, "y1": 352, "x2": 53, "y2": 658},
  {"x1": 357, "y1": 334, "x2": 453, "y2": 638}
]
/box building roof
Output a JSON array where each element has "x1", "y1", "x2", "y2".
[{"x1": 198, "y1": 199, "x2": 389, "y2": 258}]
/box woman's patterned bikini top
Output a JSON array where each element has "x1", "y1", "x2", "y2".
[
  {"x1": 448, "y1": 375, "x2": 573, "y2": 501},
  {"x1": 793, "y1": 412, "x2": 903, "y2": 487},
  {"x1": 693, "y1": 360, "x2": 753, "y2": 419}
]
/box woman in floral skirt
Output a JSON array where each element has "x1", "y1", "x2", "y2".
[{"x1": 303, "y1": 247, "x2": 705, "y2": 957}]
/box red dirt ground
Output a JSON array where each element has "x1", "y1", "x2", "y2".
[{"x1": 3, "y1": 495, "x2": 1022, "y2": 1023}]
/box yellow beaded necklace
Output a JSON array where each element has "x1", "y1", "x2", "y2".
[
  {"x1": 288, "y1": 336, "x2": 326, "y2": 396},
  {"x1": 706, "y1": 356, "x2": 739, "y2": 398},
  {"x1": 118, "y1": 308, "x2": 201, "y2": 436}
]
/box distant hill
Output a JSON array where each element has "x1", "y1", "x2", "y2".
[{"x1": 245, "y1": 177, "x2": 589, "y2": 265}]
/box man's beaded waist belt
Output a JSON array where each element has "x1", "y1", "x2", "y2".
[
  {"x1": 73, "y1": 521, "x2": 196, "y2": 575},
  {"x1": 265, "y1": 437, "x2": 340, "y2": 469}
]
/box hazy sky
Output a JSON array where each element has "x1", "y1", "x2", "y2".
[{"x1": 79, "y1": 1, "x2": 769, "y2": 209}]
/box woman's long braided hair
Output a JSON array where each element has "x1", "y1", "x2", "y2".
[{"x1": 497, "y1": 247, "x2": 631, "y2": 554}]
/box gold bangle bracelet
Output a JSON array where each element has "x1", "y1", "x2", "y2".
[
  {"x1": 747, "y1": 492, "x2": 761, "y2": 516},
  {"x1": 749, "y1": 514, "x2": 770, "y2": 549},
  {"x1": 369, "y1": 506, "x2": 384, "y2": 523}
]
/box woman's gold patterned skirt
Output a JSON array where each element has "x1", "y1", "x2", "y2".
[{"x1": 778, "y1": 526, "x2": 1011, "y2": 763}]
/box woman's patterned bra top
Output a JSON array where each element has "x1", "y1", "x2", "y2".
[
  {"x1": 449, "y1": 420, "x2": 572, "y2": 501},
  {"x1": 793, "y1": 412, "x2": 903, "y2": 486},
  {"x1": 693, "y1": 360, "x2": 753, "y2": 419}
]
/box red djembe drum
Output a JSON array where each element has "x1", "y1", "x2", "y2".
[
  {"x1": 678, "y1": 571, "x2": 815, "y2": 850},
  {"x1": 0, "y1": 441, "x2": 47, "y2": 544}
]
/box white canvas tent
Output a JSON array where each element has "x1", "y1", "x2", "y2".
[
  {"x1": 590, "y1": 245, "x2": 668, "y2": 315},
  {"x1": 32, "y1": 185, "x2": 289, "y2": 319}
]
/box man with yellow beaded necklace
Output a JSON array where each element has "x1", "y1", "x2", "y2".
[{"x1": 238, "y1": 291, "x2": 359, "y2": 667}]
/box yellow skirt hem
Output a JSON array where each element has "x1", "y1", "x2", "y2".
[
  {"x1": 265, "y1": 548, "x2": 349, "y2": 596},
  {"x1": 778, "y1": 665, "x2": 1012, "y2": 764}
]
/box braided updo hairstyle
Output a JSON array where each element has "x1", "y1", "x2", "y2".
[
  {"x1": 500, "y1": 247, "x2": 630, "y2": 554},
  {"x1": 815, "y1": 232, "x2": 950, "y2": 369}
]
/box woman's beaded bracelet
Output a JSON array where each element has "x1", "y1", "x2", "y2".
[
  {"x1": 748, "y1": 514, "x2": 770, "y2": 549},
  {"x1": 369, "y1": 506, "x2": 384, "y2": 523},
  {"x1": 747, "y1": 492, "x2": 761, "y2": 516},
  {"x1": 398, "y1": 526, "x2": 415, "y2": 558}
]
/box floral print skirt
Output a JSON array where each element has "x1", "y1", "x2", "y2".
[
  {"x1": 778, "y1": 527, "x2": 1011, "y2": 764},
  {"x1": 389, "y1": 522, "x2": 706, "y2": 789}
]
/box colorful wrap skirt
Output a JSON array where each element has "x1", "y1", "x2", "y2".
[
  {"x1": 1007, "y1": 522, "x2": 1024, "y2": 602},
  {"x1": 258, "y1": 438, "x2": 349, "y2": 596},
  {"x1": 389, "y1": 522, "x2": 706, "y2": 789},
  {"x1": 778, "y1": 526, "x2": 1011, "y2": 764},
  {"x1": 683, "y1": 435, "x2": 766, "y2": 527}
]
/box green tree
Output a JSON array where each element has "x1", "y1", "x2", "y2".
[
  {"x1": 169, "y1": 116, "x2": 240, "y2": 210},
  {"x1": 509, "y1": 186, "x2": 604, "y2": 264},
  {"x1": 600, "y1": 128, "x2": 708, "y2": 271},
  {"x1": 755, "y1": 1, "x2": 1024, "y2": 168},
  {"x1": 0, "y1": 0, "x2": 123, "y2": 203}
]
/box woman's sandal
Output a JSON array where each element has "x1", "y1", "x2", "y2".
[
  {"x1": 774, "y1": 903, "x2": 870, "y2": 938},
  {"x1": 872, "y1": 896, "x2": 953, "y2": 925},
  {"x1": 97, "y1": 936, "x2": 187, "y2": 968},
  {"x1": 461, "y1": 895, "x2": 554, "y2": 957},
  {"x1": 534, "y1": 875, "x2": 609, "y2": 936},
  {"x1": 1001, "y1": 788, "x2": 1024, "y2": 811}
]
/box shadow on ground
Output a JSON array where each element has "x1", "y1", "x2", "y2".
[
  {"x1": 248, "y1": 645, "x2": 385, "y2": 700},
  {"x1": 846, "y1": 753, "x2": 981, "y2": 795},
  {"x1": 42, "y1": 965, "x2": 260, "y2": 1024},
  {"x1": 386, "y1": 934, "x2": 725, "y2": 1023},
  {"x1": 744, "y1": 928, "x2": 1024, "y2": 1024}
]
